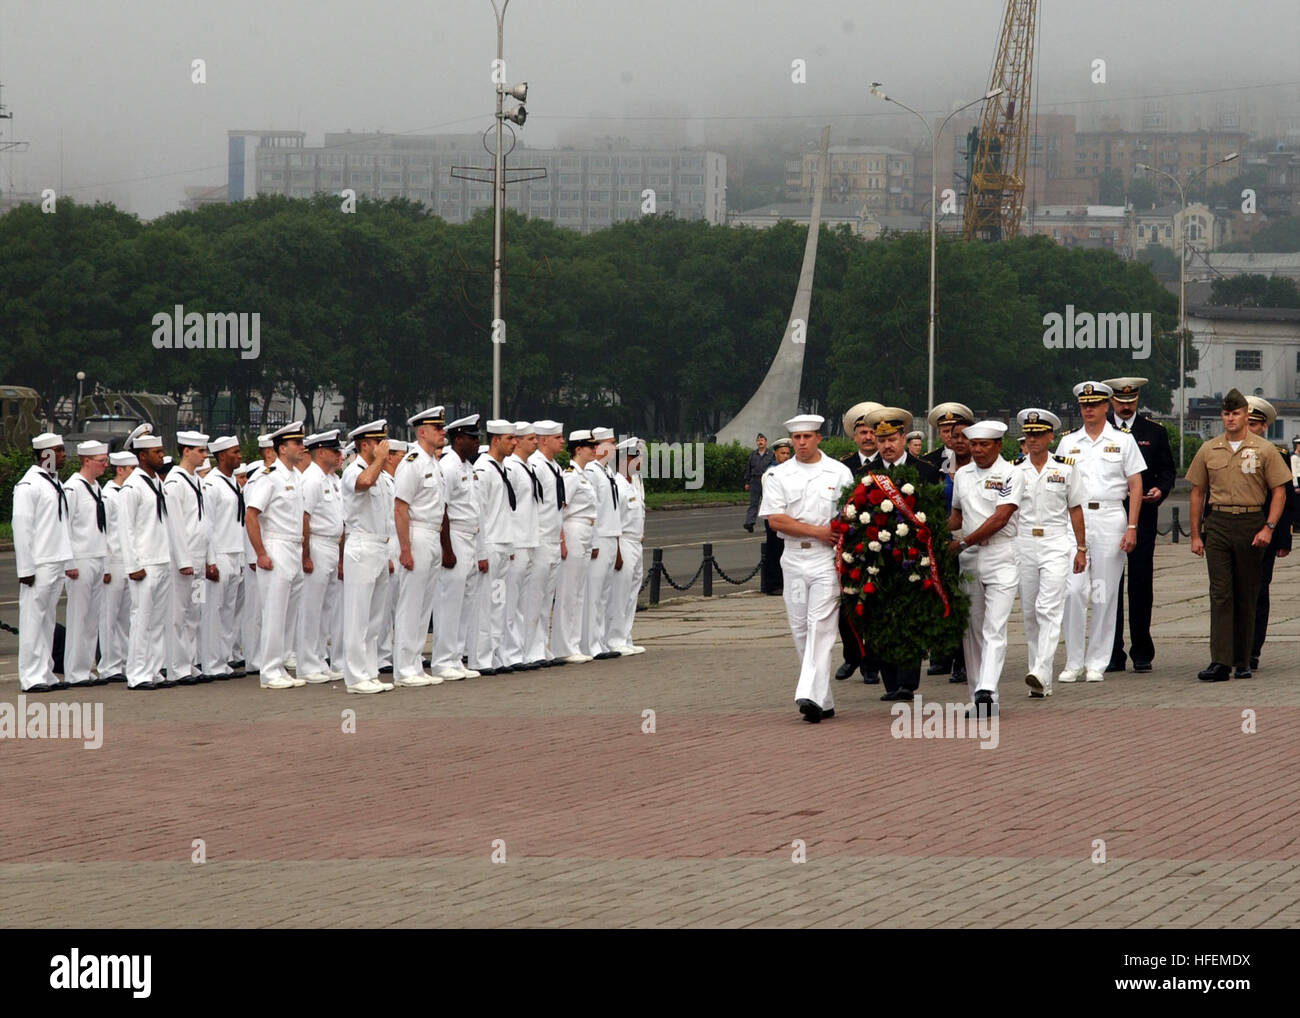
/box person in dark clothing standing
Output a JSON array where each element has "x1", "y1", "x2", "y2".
[
  {"x1": 834, "y1": 402, "x2": 883, "y2": 682},
  {"x1": 1102, "y1": 377, "x2": 1176, "y2": 673},
  {"x1": 922, "y1": 402, "x2": 974, "y2": 684},
  {"x1": 742, "y1": 434, "x2": 774, "y2": 532},
  {"x1": 760, "y1": 439, "x2": 792, "y2": 594},
  {"x1": 1245, "y1": 396, "x2": 1294, "y2": 670}
]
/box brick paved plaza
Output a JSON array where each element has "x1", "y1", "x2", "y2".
[{"x1": 2, "y1": 544, "x2": 1297, "y2": 928}]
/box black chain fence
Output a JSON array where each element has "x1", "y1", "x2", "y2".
[{"x1": 646, "y1": 543, "x2": 765, "y2": 606}]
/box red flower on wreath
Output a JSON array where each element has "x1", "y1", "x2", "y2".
[
  {"x1": 922, "y1": 579, "x2": 933, "y2": 590},
  {"x1": 849, "y1": 567, "x2": 861, "y2": 580},
  {"x1": 891, "y1": 548, "x2": 903, "y2": 560},
  {"x1": 867, "y1": 488, "x2": 884, "y2": 506},
  {"x1": 854, "y1": 543, "x2": 863, "y2": 553},
  {"x1": 916, "y1": 525, "x2": 931, "y2": 542},
  {"x1": 873, "y1": 514, "x2": 888, "y2": 526},
  {"x1": 855, "y1": 602, "x2": 865, "y2": 615},
  {"x1": 904, "y1": 495, "x2": 917, "y2": 509},
  {"x1": 852, "y1": 486, "x2": 868, "y2": 509},
  {"x1": 864, "y1": 526, "x2": 878, "y2": 540},
  {"x1": 863, "y1": 582, "x2": 876, "y2": 594},
  {"x1": 907, "y1": 547, "x2": 919, "y2": 559}
]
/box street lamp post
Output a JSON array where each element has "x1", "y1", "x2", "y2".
[
  {"x1": 1136, "y1": 152, "x2": 1238, "y2": 471},
  {"x1": 75, "y1": 370, "x2": 85, "y2": 430},
  {"x1": 870, "y1": 85, "x2": 1003, "y2": 438}
]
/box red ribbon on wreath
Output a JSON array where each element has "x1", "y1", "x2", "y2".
[{"x1": 867, "y1": 471, "x2": 951, "y2": 618}]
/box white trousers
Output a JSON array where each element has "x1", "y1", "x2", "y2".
[
  {"x1": 608, "y1": 537, "x2": 643, "y2": 649},
  {"x1": 503, "y1": 545, "x2": 535, "y2": 667},
  {"x1": 553, "y1": 519, "x2": 594, "y2": 657},
  {"x1": 342, "y1": 536, "x2": 389, "y2": 687},
  {"x1": 242, "y1": 562, "x2": 261, "y2": 670},
  {"x1": 430, "y1": 527, "x2": 478, "y2": 671},
  {"x1": 1064, "y1": 505, "x2": 1127, "y2": 673},
  {"x1": 258, "y1": 538, "x2": 304, "y2": 682},
  {"x1": 1018, "y1": 534, "x2": 1073, "y2": 685},
  {"x1": 126, "y1": 566, "x2": 173, "y2": 687},
  {"x1": 472, "y1": 544, "x2": 512, "y2": 671},
  {"x1": 377, "y1": 563, "x2": 398, "y2": 668},
  {"x1": 64, "y1": 556, "x2": 105, "y2": 684},
  {"x1": 583, "y1": 535, "x2": 619, "y2": 656},
  {"x1": 202, "y1": 552, "x2": 243, "y2": 675},
  {"x1": 782, "y1": 548, "x2": 840, "y2": 711},
  {"x1": 98, "y1": 559, "x2": 131, "y2": 677},
  {"x1": 171, "y1": 570, "x2": 203, "y2": 680},
  {"x1": 18, "y1": 562, "x2": 64, "y2": 690},
  {"x1": 298, "y1": 535, "x2": 341, "y2": 677},
  {"x1": 961, "y1": 546, "x2": 1020, "y2": 701},
  {"x1": 527, "y1": 541, "x2": 562, "y2": 662},
  {"x1": 393, "y1": 527, "x2": 440, "y2": 678}
]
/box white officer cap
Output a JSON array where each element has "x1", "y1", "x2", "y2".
[
  {"x1": 965, "y1": 420, "x2": 1008, "y2": 441},
  {"x1": 109, "y1": 451, "x2": 138, "y2": 467},
  {"x1": 1102, "y1": 377, "x2": 1147, "y2": 403},
  {"x1": 256, "y1": 433, "x2": 273, "y2": 449},
  {"x1": 341, "y1": 441, "x2": 356, "y2": 457},
  {"x1": 1017, "y1": 408, "x2": 1060, "y2": 434},
  {"x1": 126, "y1": 423, "x2": 157, "y2": 450},
  {"x1": 486, "y1": 419, "x2": 514, "y2": 435},
  {"x1": 269, "y1": 421, "x2": 304, "y2": 443},
  {"x1": 1073, "y1": 381, "x2": 1112, "y2": 404},
  {"x1": 568, "y1": 429, "x2": 594, "y2": 443},
  {"x1": 407, "y1": 406, "x2": 446, "y2": 427},
  {"x1": 176, "y1": 430, "x2": 210, "y2": 448},
  {"x1": 927, "y1": 402, "x2": 975, "y2": 428},
  {"x1": 514, "y1": 421, "x2": 534, "y2": 436},
  {"x1": 784, "y1": 414, "x2": 825, "y2": 434},
  {"x1": 445, "y1": 414, "x2": 480, "y2": 436},
  {"x1": 842, "y1": 402, "x2": 883, "y2": 437},
  {"x1": 591, "y1": 426, "x2": 615, "y2": 442},
  {"x1": 208, "y1": 436, "x2": 239, "y2": 454},
  {"x1": 387, "y1": 440, "x2": 408, "y2": 453},
  {"x1": 533, "y1": 419, "x2": 562, "y2": 436},
  {"x1": 1246, "y1": 395, "x2": 1277, "y2": 426},
  {"x1": 863, "y1": 407, "x2": 912, "y2": 436},
  {"x1": 75, "y1": 440, "x2": 108, "y2": 456},
  {"x1": 616, "y1": 437, "x2": 642, "y2": 454},
  {"x1": 478, "y1": 444, "x2": 489, "y2": 456},
  {"x1": 347, "y1": 420, "x2": 388, "y2": 442},
  {"x1": 304, "y1": 430, "x2": 341, "y2": 450}
]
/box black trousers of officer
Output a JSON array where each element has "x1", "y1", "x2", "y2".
[
  {"x1": 879, "y1": 658, "x2": 921, "y2": 695},
  {"x1": 1111, "y1": 501, "x2": 1158, "y2": 667},
  {"x1": 1204, "y1": 509, "x2": 1267, "y2": 668},
  {"x1": 761, "y1": 522, "x2": 784, "y2": 594}
]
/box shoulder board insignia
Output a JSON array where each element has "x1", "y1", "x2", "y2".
[
  {"x1": 405, "y1": 451, "x2": 418, "y2": 462},
  {"x1": 262, "y1": 465, "x2": 275, "y2": 475},
  {"x1": 1052, "y1": 454, "x2": 1074, "y2": 466},
  {"x1": 1012, "y1": 454, "x2": 1026, "y2": 465}
]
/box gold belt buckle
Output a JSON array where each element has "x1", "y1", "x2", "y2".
[
  {"x1": 799, "y1": 541, "x2": 813, "y2": 549},
  {"x1": 1087, "y1": 501, "x2": 1100, "y2": 509},
  {"x1": 1031, "y1": 527, "x2": 1044, "y2": 537}
]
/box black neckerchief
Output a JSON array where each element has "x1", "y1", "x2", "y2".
[
  {"x1": 546, "y1": 461, "x2": 566, "y2": 509},
  {"x1": 176, "y1": 470, "x2": 204, "y2": 520},
  {"x1": 488, "y1": 458, "x2": 516, "y2": 510},
  {"x1": 517, "y1": 457, "x2": 543, "y2": 502},
  {"x1": 79, "y1": 477, "x2": 106, "y2": 532},
  {"x1": 39, "y1": 470, "x2": 68, "y2": 520},
  {"x1": 140, "y1": 472, "x2": 167, "y2": 521},
  {"x1": 218, "y1": 473, "x2": 244, "y2": 525},
  {"x1": 605, "y1": 465, "x2": 619, "y2": 508}
]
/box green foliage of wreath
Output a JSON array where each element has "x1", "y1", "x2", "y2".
[{"x1": 832, "y1": 463, "x2": 969, "y2": 664}]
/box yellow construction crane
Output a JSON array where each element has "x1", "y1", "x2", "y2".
[{"x1": 962, "y1": 0, "x2": 1038, "y2": 241}]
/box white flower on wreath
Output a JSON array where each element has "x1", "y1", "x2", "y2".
[
  {"x1": 867, "y1": 541, "x2": 882, "y2": 553},
  {"x1": 879, "y1": 530, "x2": 891, "y2": 542},
  {"x1": 844, "y1": 504, "x2": 857, "y2": 520},
  {"x1": 842, "y1": 552, "x2": 853, "y2": 562},
  {"x1": 867, "y1": 565, "x2": 880, "y2": 575},
  {"x1": 901, "y1": 483, "x2": 915, "y2": 495},
  {"x1": 895, "y1": 524, "x2": 909, "y2": 537},
  {"x1": 915, "y1": 512, "x2": 927, "y2": 523},
  {"x1": 881, "y1": 499, "x2": 894, "y2": 512},
  {"x1": 919, "y1": 556, "x2": 930, "y2": 567},
  {"x1": 843, "y1": 586, "x2": 857, "y2": 595},
  {"x1": 908, "y1": 573, "x2": 921, "y2": 583}
]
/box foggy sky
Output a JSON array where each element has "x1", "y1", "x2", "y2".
[{"x1": 1, "y1": 0, "x2": 1297, "y2": 217}]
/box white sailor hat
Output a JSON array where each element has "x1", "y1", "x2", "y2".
[
  {"x1": 176, "y1": 430, "x2": 210, "y2": 447},
  {"x1": 568, "y1": 429, "x2": 594, "y2": 443},
  {"x1": 407, "y1": 406, "x2": 446, "y2": 427},
  {"x1": 235, "y1": 461, "x2": 260, "y2": 476},
  {"x1": 863, "y1": 407, "x2": 912, "y2": 437},
  {"x1": 514, "y1": 421, "x2": 534, "y2": 436},
  {"x1": 347, "y1": 419, "x2": 388, "y2": 442},
  {"x1": 486, "y1": 419, "x2": 514, "y2": 436},
  {"x1": 785, "y1": 413, "x2": 825, "y2": 433},
  {"x1": 1017, "y1": 408, "x2": 1060, "y2": 433},
  {"x1": 477, "y1": 444, "x2": 489, "y2": 456},
  {"x1": 927, "y1": 402, "x2": 975, "y2": 428},
  {"x1": 616, "y1": 436, "x2": 642, "y2": 454},
  {"x1": 1073, "y1": 380, "x2": 1112, "y2": 404},
  {"x1": 109, "y1": 451, "x2": 138, "y2": 467},
  {"x1": 208, "y1": 436, "x2": 240, "y2": 454},
  {"x1": 445, "y1": 414, "x2": 480, "y2": 437},
  {"x1": 965, "y1": 420, "x2": 1008, "y2": 441},
  {"x1": 387, "y1": 440, "x2": 408, "y2": 453},
  {"x1": 533, "y1": 420, "x2": 562, "y2": 436},
  {"x1": 133, "y1": 433, "x2": 163, "y2": 450},
  {"x1": 32, "y1": 432, "x2": 63, "y2": 451},
  {"x1": 257, "y1": 433, "x2": 273, "y2": 449},
  {"x1": 304, "y1": 430, "x2": 341, "y2": 450},
  {"x1": 197, "y1": 458, "x2": 212, "y2": 472},
  {"x1": 162, "y1": 455, "x2": 174, "y2": 466},
  {"x1": 1246, "y1": 395, "x2": 1277, "y2": 426},
  {"x1": 591, "y1": 426, "x2": 615, "y2": 442},
  {"x1": 842, "y1": 402, "x2": 883, "y2": 437},
  {"x1": 75, "y1": 440, "x2": 108, "y2": 456}
]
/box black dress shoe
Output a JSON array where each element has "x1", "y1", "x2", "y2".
[
  {"x1": 51, "y1": 681, "x2": 70, "y2": 690},
  {"x1": 744, "y1": 524, "x2": 754, "y2": 533},
  {"x1": 861, "y1": 668, "x2": 880, "y2": 684},
  {"x1": 229, "y1": 659, "x2": 245, "y2": 670},
  {"x1": 949, "y1": 673, "x2": 966, "y2": 683},
  {"x1": 821, "y1": 708, "x2": 835, "y2": 720},
  {"x1": 378, "y1": 665, "x2": 394, "y2": 674},
  {"x1": 880, "y1": 690, "x2": 901, "y2": 701},
  {"x1": 796, "y1": 698, "x2": 823, "y2": 723},
  {"x1": 893, "y1": 689, "x2": 915, "y2": 701},
  {"x1": 594, "y1": 651, "x2": 621, "y2": 660},
  {"x1": 1249, "y1": 656, "x2": 1260, "y2": 670},
  {"x1": 1233, "y1": 667, "x2": 1252, "y2": 679},
  {"x1": 129, "y1": 681, "x2": 158, "y2": 691},
  {"x1": 177, "y1": 675, "x2": 197, "y2": 686},
  {"x1": 23, "y1": 683, "x2": 54, "y2": 693},
  {"x1": 157, "y1": 678, "x2": 177, "y2": 688},
  {"x1": 1132, "y1": 660, "x2": 1152, "y2": 673},
  {"x1": 951, "y1": 664, "x2": 967, "y2": 684},
  {"x1": 834, "y1": 661, "x2": 855, "y2": 681},
  {"x1": 509, "y1": 663, "x2": 528, "y2": 672},
  {"x1": 1105, "y1": 661, "x2": 1126, "y2": 673},
  {"x1": 926, "y1": 660, "x2": 952, "y2": 676},
  {"x1": 1197, "y1": 663, "x2": 1230, "y2": 682},
  {"x1": 106, "y1": 673, "x2": 128, "y2": 683},
  {"x1": 549, "y1": 658, "x2": 568, "y2": 666}
]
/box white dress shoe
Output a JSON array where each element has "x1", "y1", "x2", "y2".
[
  {"x1": 326, "y1": 669, "x2": 345, "y2": 680},
  {"x1": 260, "y1": 676, "x2": 295, "y2": 690},
  {"x1": 626, "y1": 645, "x2": 646, "y2": 654},
  {"x1": 346, "y1": 679, "x2": 386, "y2": 694},
  {"x1": 435, "y1": 668, "x2": 464, "y2": 681},
  {"x1": 459, "y1": 667, "x2": 481, "y2": 678},
  {"x1": 374, "y1": 678, "x2": 394, "y2": 691},
  {"x1": 301, "y1": 672, "x2": 334, "y2": 684},
  {"x1": 1084, "y1": 669, "x2": 1104, "y2": 682},
  {"x1": 284, "y1": 654, "x2": 298, "y2": 670},
  {"x1": 395, "y1": 673, "x2": 436, "y2": 687},
  {"x1": 1058, "y1": 668, "x2": 1081, "y2": 683},
  {"x1": 564, "y1": 654, "x2": 593, "y2": 664},
  {"x1": 612, "y1": 645, "x2": 635, "y2": 656}
]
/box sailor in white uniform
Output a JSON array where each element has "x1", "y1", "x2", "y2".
[
  {"x1": 583, "y1": 426, "x2": 622, "y2": 659},
  {"x1": 296, "y1": 430, "x2": 346, "y2": 683},
  {"x1": 240, "y1": 434, "x2": 276, "y2": 674},
  {"x1": 553, "y1": 430, "x2": 598, "y2": 662},
  {"x1": 526, "y1": 420, "x2": 566, "y2": 665},
  {"x1": 608, "y1": 436, "x2": 646, "y2": 655},
  {"x1": 63, "y1": 440, "x2": 111, "y2": 685},
  {"x1": 163, "y1": 430, "x2": 214, "y2": 683},
  {"x1": 429, "y1": 416, "x2": 486, "y2": 681},
  {"x1": 98, "y1": 450, "x2": 137, "y2": 683},
  {"x1": 339, "y1": 421, "x2": 394, "y2": 693},
  {"x1": 471, "y1": 421, "x2": 518, "y2": 674},
  {"x1": 200, "y1": 436, "x2": 245, "y2": 680},
  {"x1": 502, "y1": 421, "x2": 541, "y2": 670}
]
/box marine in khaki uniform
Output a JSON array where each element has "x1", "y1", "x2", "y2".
[{"x1": 1186, "y1": 389, "x2": 1292, "y2": 680}]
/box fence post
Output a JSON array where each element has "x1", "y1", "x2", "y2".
[
  {"x1": 702, "y1": 542, "x2": 713, "y2": 597},
  {"x1": 649, "y1": 548, "x2": 662, "y2": 606},
  {"x1": 1170, "y1": 506, "x2": 1180, "y2": 544}
]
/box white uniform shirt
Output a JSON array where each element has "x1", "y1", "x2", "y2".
[
  {"x1": 64, "y1": 474, "x2": 109, "y2": 560},
  {"x1": 118, "y1": 468, "x2": 172, "y2": 573},
  {"x1": 506, "y1": 453, "x2": 541, "y2": 549},
  {"x1": 103, "y1": 478, "x2": 126, "y2": 567},
  {"x1": 615, "y1": 472, "x2": 646, "y2": 541},
  {"x1": 11, "y1": 465, "x2": 73, "y2": 575},
  {"x1": 1056, "y1": 423, "x2": 1147, "y2": 503},
  {"x1": 1015, "y1": 455, "x2": 1083, "y2": 535},
  {"x1": 757, "y1": 454, "x2": 853, "y2": 536},
  {"x1": 203, "y1": 469, "x2": 247, "y2": 556},
  {"x1": 301, "y1": 460, "x2": 344, "y2": 539},
  {"x1": 392, "y1": 445, "x2": 445, "y2": 530},
  {"x1": 587, "y1": 461, "x2": 622, "y2": 538},
  {"x1": 341, "y1": 456, "x2": 389, "y2": 539},
  {"x1": 380, "y1": 471, "x2": 398, "y2": 545},
  {"x1": 243, "y1": 464, "x2": 273, "y2": 563},
  {"x1": 164, "y1": 466, "x2": 213, "y2": 569},
  {"x1": 529, "y1": 450, "x2": 565, "y2": 543},
  {"x1": 245, "y1": 460, "x2": 305, "y2": 542},
  {"x1": 474, "y1": 452, "x2": 516, "y2": 547},
  {"x1": 952, "y1": 457, "x2": 1023, "y2": 548},
  {"x1": 562, "y1": 461, "x2": 597, "y2": 521}
]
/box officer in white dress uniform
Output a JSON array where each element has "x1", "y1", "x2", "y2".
[
  {"x1": 296, "y1": 430, "x2": 346, "y2": 683},
  {"x1": 429, "y1": 416, "x2": 486, "y2": 680},
  {"x1": 240, "y1": 434, "x2": 276, "y2": 673},
  {"x1": 164, "y1": 431, "x2": 215, "y2": 684},
  {"x1": 948, "y1": 420, "x2": 1023, "y2": 714},
  {"x1": 392, "y1": 408, "x2": 449, "y2": 686},
  {"x1": 244, "y1": 421, "x2": 308, "y2": 689},
  {"x1": 470, "y1": 421, "x2": 518, "y2": 674},
  {"x1": 62, "y1": 441, "x2": 111, "y2": 686},
  {"x1": 12, "y1": 433, "x2": 73, "y2": 692},
  {"x1": 1014, "y1": 409, "x2": 1087, "y2": 698},
  {"x1": 759, "y1": 414, "x2": 852, "y2": 722},
  {"x1": 340, "y1": 421, "x2": 394, "y2": 694},
  {"x1": 502, "y1": 422, "x2": 542, "y2": 670},
  {"x1": 553, "y1": 430, "x2": 598, "y2": 662},
  {"x1": 98, "y1": 450, "x2": 136, "y2": 683},
  {"x1": 526, "y1": 420, "x2": 566, "y2": 665},
  {"x1": 609, "y1": 436, "x2": 647, "y2": 655},
  {"x1": 376, "y1": 440, "x2": 405, "y2": 673},
  {"x1": 1058, "y1": 381, "x2": 1146, "y2": 683},
  {"x1": 200, "y1": 436, "x2": 245, "y2": 680},
  {"x1": 583, "y1": 426, "x2": 622, "y2": 660},
  {"x1": 118, "y1": 425, "x2": 176, "y2": 689}
]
